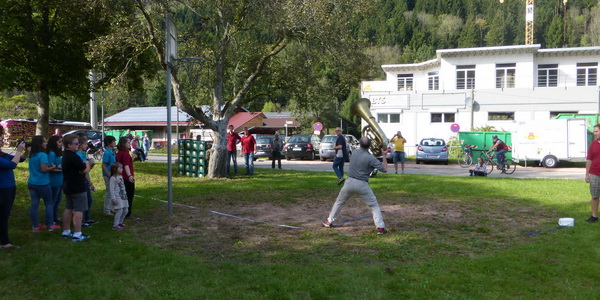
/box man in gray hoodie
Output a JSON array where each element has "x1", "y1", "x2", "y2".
[{"x1": 323, "y1": 136, "x2": 388, "y2": 235}]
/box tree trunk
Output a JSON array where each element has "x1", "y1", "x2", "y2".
[
  {"x1": 36, "y1": 79, "x2": 50, "y2": 136},
  {"x1": 207, "y1": 121, "x2": 229, "y2": 178}
]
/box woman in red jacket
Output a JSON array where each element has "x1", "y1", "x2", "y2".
[{"x1": 115, "y1": 137, "x2": 135, "y2": 218}]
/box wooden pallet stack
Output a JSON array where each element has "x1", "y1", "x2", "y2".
[{"x1": 0, "y1": 119, "x2": 89, "y2": 146}]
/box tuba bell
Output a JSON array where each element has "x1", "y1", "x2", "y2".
[{"x1": 350, "y1": 98, "x2": 389, "y2": 157}]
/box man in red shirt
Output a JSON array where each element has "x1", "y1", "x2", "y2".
[
  {"x1": 226, "y1": 125, "x2": 241, "y2": 176},
  {"x1": 487, "y1": 135, "x2": 509, "y2": 169},
  {"x1": 585, "y1": 124, "x2": 600, "y2": 223},
  {"x1": 241, "y1": 127, "x2": 256, "y2": 175}
]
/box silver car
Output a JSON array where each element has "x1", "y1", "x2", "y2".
[
  {"x1": 415, "y1": 138, "x2": 449, "y2": 165},
  {"x1": 319, "y1": 134, "x2": 359, "y2": 162}
]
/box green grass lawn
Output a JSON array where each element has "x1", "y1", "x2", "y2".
[{"x1": 0, "y1": 161, "x2": 597, "y2": 299}]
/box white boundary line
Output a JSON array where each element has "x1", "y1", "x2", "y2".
[{"x1": 141, "y1": 196, "x2": 302, "y2": 229}]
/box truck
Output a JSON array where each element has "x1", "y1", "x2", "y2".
[{"x1": 511, "y1": 118, "x2": 588, "y2": 168}]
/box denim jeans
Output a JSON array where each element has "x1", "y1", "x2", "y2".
[
  {"x1": 28, "y1": 183, "x2": 54, "y2": 228},
  {"x1": 227, "y1": 151, "x2": 238, "y2": 175},
  {"x1": 332, "y1": 157, "x2": 345, "y2": 179},
  {"x1": 51, "y1": 185, "x2": 63, "y2": 222},
  {"x1": 496, "y1": 149, "x2": 508, "y2": 166},
  {"x1": 244, "y1": 153, "x2": 254, "y2": 175},
  {"x1": 83, "y1": 185, "x2": 93, "y2": 222}
]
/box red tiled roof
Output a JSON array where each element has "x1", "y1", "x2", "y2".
[{"x1": 227, "y1": 112, "x2": 265, "y2": 131}]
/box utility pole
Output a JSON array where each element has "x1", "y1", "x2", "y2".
[{"x1": 89, "y1": 71, "x2": 98, "y2": 129}]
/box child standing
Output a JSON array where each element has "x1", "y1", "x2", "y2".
[
  {"x1": 76, "y1": 133, "x2": 96, "y2": 227},
  {"x1": 46, "y1": 135, "x2": 63, "y2": 224},
  {"x1": 101, "y1": 135, "x2": 117, "y2": 216},
  {"x1": 469, "y1": 157, "x2": 488, "y2": 177},
  {"x1": 28, "y1": 135, "x2": 58, "y2": 231},
  {"x1": 108, "y1": 163, "x2": 129, "y2": 230}
]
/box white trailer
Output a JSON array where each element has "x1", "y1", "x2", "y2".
[{"x1": 512, "y1": 119, "x2": 588, "y2": 168}]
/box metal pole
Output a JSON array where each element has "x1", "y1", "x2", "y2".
[
  {"x1": 166, "y1": 13, "x2": 173, "y2": 216},
  {"x1": 101, "y1": 88, "x2": 104, "y2": 133},
  {"x1": 89, "y1": 71, "x2": 98, "y2": 130},
  {"x1": 470, "y1": 89, "x2": 475, "y2": 131}
]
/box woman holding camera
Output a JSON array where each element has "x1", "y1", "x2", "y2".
[
  {"x1": 0, "y1": 127, "x2": 28, "y2": 248},
  {"x1": 28, "y1": 135, "x2": 58, "y2": 232}
]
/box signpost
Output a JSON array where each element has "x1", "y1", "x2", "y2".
[
  {"x1": 450, "y1": 123, "x2": 460, "y2": 133},
  {"x1": 313, "y1": 122, "x2": 323, "y2": 131},
  {"x1": 285, "y1": 120, "x2": 293, "y2": 138}
]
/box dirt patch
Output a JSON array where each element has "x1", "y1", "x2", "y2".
[{"x1": 135, "y1": 196, "x2": 558, "y2": 263}]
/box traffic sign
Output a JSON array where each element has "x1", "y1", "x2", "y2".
[
  {"x1": 450, "y1": 123, "x2": 460, "y2": 133},
  {"x1": 313, "y1": 122, "x2": 323, "y2": 131}
]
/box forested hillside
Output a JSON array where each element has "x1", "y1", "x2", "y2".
[
  {"x1": 361, "y1": 0, "x2": 599, "y2": 77},
  {"x1": 1, "y1": 0, "x2": 599, "y2": 128}
]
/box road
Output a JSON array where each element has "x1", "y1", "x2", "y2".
[{"x1": 146, "y1": 154, "x2": 585, "y2": 180}]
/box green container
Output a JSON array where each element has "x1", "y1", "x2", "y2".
[{"x1": 458, "y1": 131, "x2": 512, "y2": 160}]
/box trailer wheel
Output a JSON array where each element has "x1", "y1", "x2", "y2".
[{"x1": 542, "y1": 155, "x2": 558, "y2": 168}]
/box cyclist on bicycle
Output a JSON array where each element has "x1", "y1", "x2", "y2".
[{"x1": 487, "y1": 135, "x2": 508, "y2": 168}]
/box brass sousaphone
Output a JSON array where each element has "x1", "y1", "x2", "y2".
[{"x1": 350, "y1": 98, "x2": 389, "y2": 157}]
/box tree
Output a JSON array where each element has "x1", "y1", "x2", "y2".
[
  {"x1": 131, "y1": 0, "x2": 371, "y2": 178},
  {"x1": 0, "y1": 0, "x2": 116, "y2": 135},
  {"x1": 545, "y1": 15, "x2": 564, "y2": 48},
  {"x1": 588, "y1": 3, "x2": 600, "y2": 45}
]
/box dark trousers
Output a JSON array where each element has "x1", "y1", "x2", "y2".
[
  {"x1": 0, "y1": 187, "x2": 16, "y2": 245},
  {"x1": 271, "y1": 150, "x2": 282, "y2": 169},
  {"x1": 124, "y1": 180, "x2": 135, "y2": 217},
  {"x1": 469, "y1": 170, "x2": 487, "y2": 176}
]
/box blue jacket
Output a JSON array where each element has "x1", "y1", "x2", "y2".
[{"x1": 0, "y1": 153, "x2": 17, "y2": 189}]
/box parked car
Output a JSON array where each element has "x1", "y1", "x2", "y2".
[
  {"x1": 415, "y1": 138, "x2": 449, "y2": 165},
  {"x1": 63, "y1": 129, "x2": 103, "y2": 141},
  {"x1": 63, "y1": 129, "x2": 104, "y2": 161},
  {"x1": 284, "y1": 134, "x2": 320, "y2": 160},
  {"x1": 319, "y1": 134, "x2": 359, "y2": 162},
  {"x1": 254, "y1": 135, "x2": 274, "y2": 160}
]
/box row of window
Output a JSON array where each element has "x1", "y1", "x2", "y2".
[
  {"x1": 377, "y1": 111, "x2": 576, "y2": 123},
  {"x1": 398, "y1": 62, "x2": 598, "y2": 91}
]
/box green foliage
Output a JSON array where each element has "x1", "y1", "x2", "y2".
[
  {"x1": 545, "y1": 15, "x2": 565, "y2": 48},
  {"x1": 261, "y1": 101, "x2": 278, "y2": 113},
  {"x1": 0, "y1": 94, "x2": 37, "y2": 119},
  {"x1": 472, "y1": 125, "x2": 499, "y2": 132}
]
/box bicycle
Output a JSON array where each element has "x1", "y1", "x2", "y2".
[
  {"x1": 479, "y1": 151, "x2": 516, "y2": 175},
  {"x1": 458, "y1": 145, "x2": 477, "y2": 168}
]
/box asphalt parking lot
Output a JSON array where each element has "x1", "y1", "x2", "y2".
[{"x1": 147, "y1": 154, "x2": 584, "y2": 180}]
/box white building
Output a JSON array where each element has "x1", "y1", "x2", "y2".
[{"x1": 361, "y1": 44, "x2": 600, "y2": 155}]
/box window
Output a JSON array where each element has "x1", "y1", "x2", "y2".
[
  {"x1": 496, "y1": 63, "x2": 516, "y2": 88},
  {"x1": 488, "y1": 112, "x2": 514, "y2": 121},
  {"x1": 431, "y1": 113, "x2": 455, "y2": 123},
  {"x1": 538, "y1": 64, "x2": 559, "y2": 87},
  {"x1": 397, "y1": 74, "x2": 413, "y2": 91},
  {"x1": 377, "y1": 113, "x2": 400, "y2": 123},
  {"x1": 577, "y1": 63, "x2": 598, "y2": 86},
  {"x1": 456, "y1": 65, "x2": 475, "y2": 89},
  {"x1": 428, "y1": 72, "x2": 439, "y2": 90}
]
